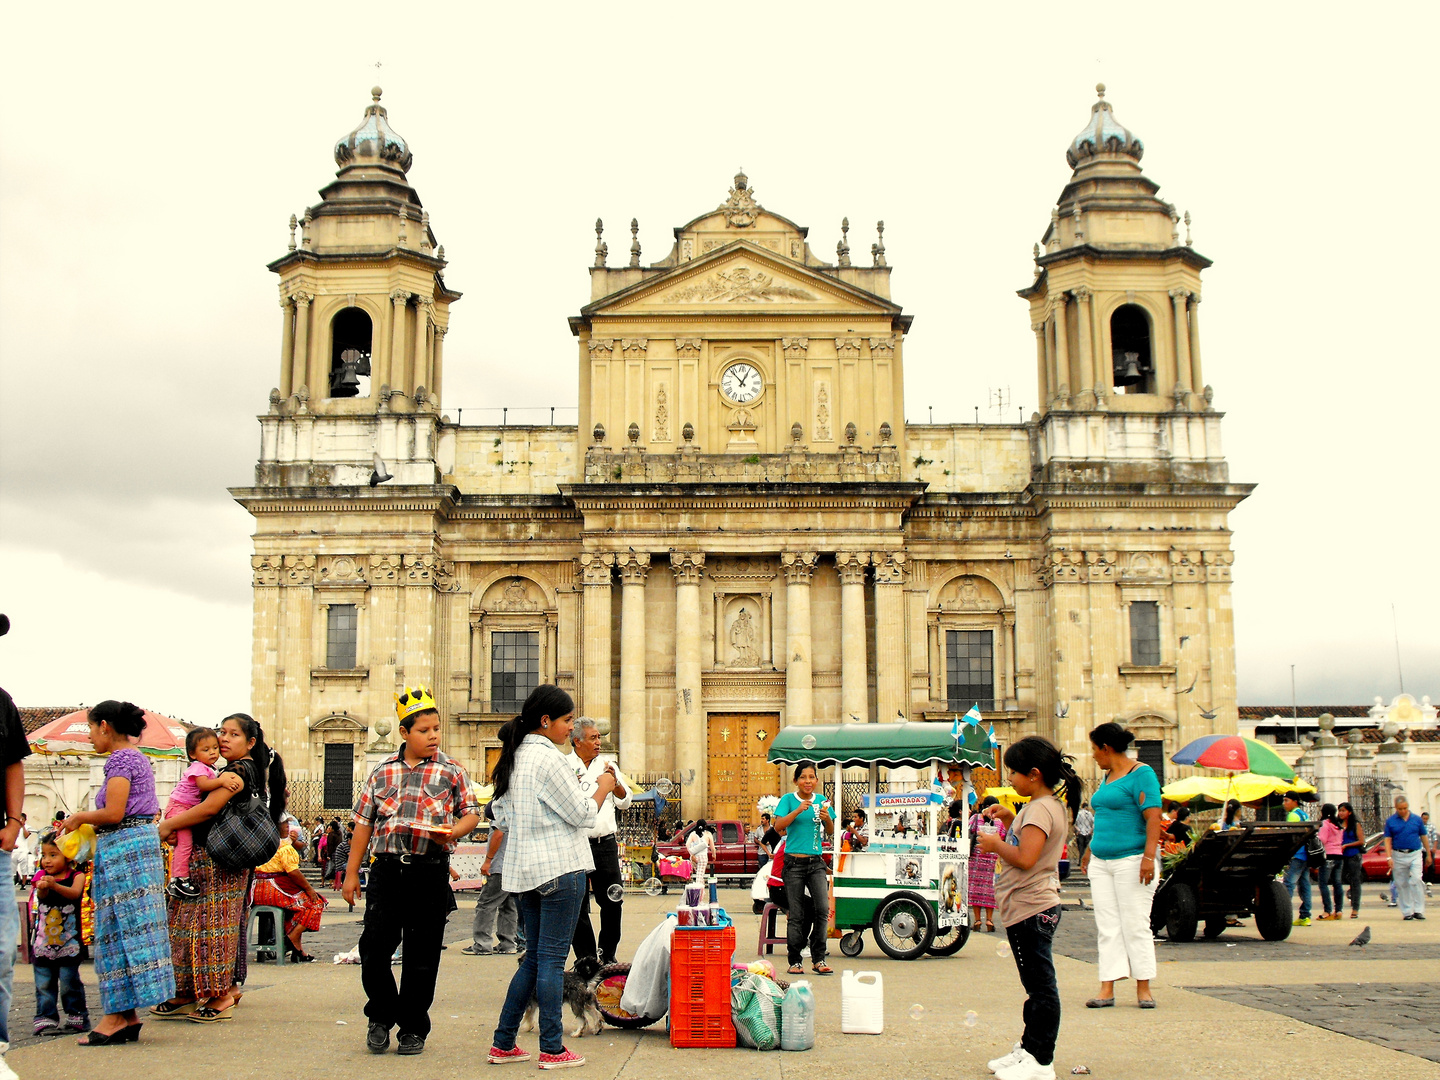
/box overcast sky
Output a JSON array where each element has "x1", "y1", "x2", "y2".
[{"x1": 2, "y1": 3, "x2": 1436, "y2": 725}]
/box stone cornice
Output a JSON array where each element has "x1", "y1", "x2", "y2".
[{"x1": 231, "y1": 485, "x2": 460, "y2": 515}]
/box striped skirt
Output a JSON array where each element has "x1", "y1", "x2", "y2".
[
  {"x1": 967, "y1": 851, "x2": 1000, "y2": 908},
  {"x1": 93, "y1": 821, "x2": 176, "y2": 1014},
  {"x1": 167, "y1": 848, "x2": 251, "y2": 999},
  {"x1": 251, "y1": 874, "x2": 326, "y2": 933}
]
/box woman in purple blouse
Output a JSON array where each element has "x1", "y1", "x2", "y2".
[{"x1": 61, "y1": 701, "x2": 175, "y2": 1045}]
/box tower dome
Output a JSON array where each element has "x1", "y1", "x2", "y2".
[
  {"x1": 334, "y1": 87, "x2": 413, "y2": 174},
  {"x1": 1066, "y1": 84, "x2": 1143, "y2": 168}
]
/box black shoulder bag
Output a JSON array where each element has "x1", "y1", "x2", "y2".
[{"x1": 206, "y1": 762, "x2": 282, "y2": 870}]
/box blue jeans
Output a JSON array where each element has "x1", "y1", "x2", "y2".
[
  {"x1": 492, "y1": 870, "x2": 587, "y2": 1055},
  {"x1": 0, "y1": 849, "x2": 16, "y2": 1044},
  {"x1": 1005, "y1": 905, "x2": 1062, "y2": 1067},
  {"x1": 1283, "y1": 856, "x2": 1311, "y2": 918},
  {"x1": 34, "y1": 962, "x2": 89, "y2": 1031},
  {"x1": 1319, "y1": 857, "x2": 1344, "y2": 915}
]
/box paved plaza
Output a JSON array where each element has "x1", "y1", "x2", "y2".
[{"x1": 13, "y1": 883, "x2": 1439, "y2": 1079}]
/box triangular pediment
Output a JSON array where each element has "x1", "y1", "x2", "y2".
[{"x1": 583, "y1": 241, "x2": 899, "y2": 317}]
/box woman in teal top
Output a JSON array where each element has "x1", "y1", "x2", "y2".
[
  {"x1": 773, "y1": 763, "x2": 833, "y2": 976},
  {"x1": 1081, "y1": 723, "x2": 1163, "y2": 1009}
]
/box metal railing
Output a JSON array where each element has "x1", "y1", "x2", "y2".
[{"x1": 451, "y1": 406, "x2": 579, "y2": 427}]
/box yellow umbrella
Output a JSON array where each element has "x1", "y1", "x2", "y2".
[{"x1": 1162, "y1": 773, "x2": 1315, "y2": 805}]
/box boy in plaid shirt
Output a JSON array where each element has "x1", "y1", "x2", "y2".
[{"x1": 343, "y1": 686, "x2": 481, "y2": 1056}]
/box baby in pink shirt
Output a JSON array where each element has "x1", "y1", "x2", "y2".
[{"x1": 164, "y1": 729, "x2": 228, "y2": 899}]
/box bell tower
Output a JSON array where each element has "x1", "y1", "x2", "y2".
[
  {"x1": 1020, "y1": 84, "x2": 1208, "y2": 417},
  {"x1": 267, "y1": 87, "x2": 459, "y2": 416}
]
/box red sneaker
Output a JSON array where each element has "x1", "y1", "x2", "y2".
[
  {"x1": 537, "y1": 1048, "x2": 586, "y2": 1070},
  {"x1": 487, "y1": 1046, "x2": 531, "y2": 1064}
]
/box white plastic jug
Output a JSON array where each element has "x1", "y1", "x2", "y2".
[
  {"x1": 841, "y1": 970, "x2": 884, "y2": 1034},
  {"x1": 779, "y1": 980, "x2": 816, "y2": 1050}
]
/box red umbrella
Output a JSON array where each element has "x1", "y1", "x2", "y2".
[{"x1": 28, "y1": 708, "x2": 189, "y2": 758}]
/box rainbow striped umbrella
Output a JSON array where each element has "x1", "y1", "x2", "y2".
[{"x1": 1171, "y1": 734, "x2": 1295, "y2": 780}]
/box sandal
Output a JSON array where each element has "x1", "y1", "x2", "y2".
[
  {"x1": 812, "y1": 963, "x2": 834, "y2": 975},
  {"x1": 188, "y1": 1006, "x2": 234, "y2": 1023},
  {"x1": 787, "y1": 965, "x2": 804, "y2": 975},
  {"x1": 150, "y1": 999, "x2": 198, "y2": 1019}
]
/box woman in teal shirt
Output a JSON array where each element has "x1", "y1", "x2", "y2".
[
  {"x1": 1082, "y1": 723, "x2": 1163, "y2": 1009},
  {"x1": 773, "y1": 763, "x2": 834, "y2": 975}
]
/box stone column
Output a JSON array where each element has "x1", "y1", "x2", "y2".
[
  {"x1": 1001, "y1": 612, "x2": 1017, "y2": 706},
  {"x1": 781, "y1": 552, "x2": 818, "y2": 726},
  {"x1": 1053, "y1": 292, "x2": 1070, "y2": 402},
  {"x1": 432, "y1": 326, "x2": 447, "y2": 404},
  {"x1": 836, "y1": 552, "x2": 870, "y2": 722},
  {"x1": 468, "y1": 614, "x2": 484, "y2": 704},
  {"x1": 1032, "y1": 323, "x2": 1049, "y2": 414},
  {"x1": 1310, "y1": 715, "x2": 1349, "y2": 808},
  {"x1": 618, "y1": 552, "x2": 651, "y2": 773},
  {"x1": 413, "y1": 299, "x2": 431, "y2": 396},
  {"x1": 291, "y1": 292, "x2": 313, "y2": 397},
  {"x1": 1187, "y1": 295, "x2": 1204, "y2": 400},
  {"x1": 1074, "y1": 287, "x2": 1096, "y2": 408},
  {"x1": 872, "y1": 551, "x2": 908, "y2": 722},
  {"x1": 389, "y1": 290, "x2": 410, "y2": 397},
  {"x1": 672, "y1": 553, "x2": 706, "y2": 817},
  {"x1": 278, "y1": 297, "x2": 296, "y2": 398},
  {"x1": 579, "y1": 553, "x2": 615, "y2": 732},
  {"x1": 1170, "y1": 289, "x2": 1192, "y2": 405}
]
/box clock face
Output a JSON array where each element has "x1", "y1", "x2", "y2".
[{"x1": 721, "y1": 363, "x2": 762, "y2": 403}]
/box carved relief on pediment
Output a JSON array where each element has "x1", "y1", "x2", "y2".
[
  {"x1": 1120, "y1": 551, "x2": 1167, "y2": 582},
  {"x1": 483, "y1": 575, "x2": 541, "y2": 612},
  {"x1": 665, "y1": 266, "x2": 817, "y2": 304},
  {"x1": 319, "y1": 555, "x2": 367, "y2": 585},
  {"x1": 937, "y1": 574, "x2": 1002, "y2": 612}
]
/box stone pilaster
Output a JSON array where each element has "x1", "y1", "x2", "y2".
[
  {"x1": 617, "y1": 552, "x2": 651, "y2": 772},
  {"x1": 1187, "y1": 295, "x2": 1204, "y2": 404},
  {"x1": 1170, "y1": 288, "x2": 1192, "y2": 406},
  {"x1": 389, "y1": 290, "x2": 409, "y2": 397},
  {"x1": 278, "y1": 298, "x2": 296, "y2": 398},
  {"x1": 1052, "y1": 292, "x2": 1070, "y2": 403},
  {"x1": 872, "y1": 550, "x2": 908, "y2": 721},
  {"x1": 781, "y1": 552, "x2": 818, "y2": 726},
  {"x1": 836, "y1": 552, "x2": 870, "y2": 722},
  {"x1": 672, "y1": 552, "x2": 706, "y2": 817},
  {"x1": 1074, "y1": 287, "x2": 1098, "y2": 409},
  {"x1": 579, "y1": 553, "x2": 615, "y2": 730},
  {"x1": 291, "y1": 292, "x2": 313, "y2": 398}
]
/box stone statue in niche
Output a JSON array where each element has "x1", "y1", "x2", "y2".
[{"x1": 729, "y1": 607, "x2": 761, "y2": 667}]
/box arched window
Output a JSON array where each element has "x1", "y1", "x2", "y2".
[
  {"x1": 329, "y1": 308, "x2": 373, "y2": 398},
  {"x1": 1110, "y1": 304, "x2": 1154, "y2": 394}
]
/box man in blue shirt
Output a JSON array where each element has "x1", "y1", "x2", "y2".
[
  {"x1": 1281, "y1": 793, "x2": 1312, "y2": 926},
  {"x1": 1384, "y1": 796, "x2": 1433, "y2": 920}
]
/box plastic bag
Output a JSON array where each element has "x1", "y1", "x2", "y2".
[
  {"x1": 732, "y1": 970, "x2": 786, "y2": 1050},
  {"x1": 620, "y1": 914, "x2": 676, "y2": 1019},
  {"x1": 751, "y1": 861, "x2": 772, "y2": 903},
  {"x1": 59, "y1": 825, "x2": 98, "y2": 867}
]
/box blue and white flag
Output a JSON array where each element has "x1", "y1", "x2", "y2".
[
  {"x1": 987, "y1": 723, "x2": 999, "y2": 747},
  {"x1": 962, "y1": 704, "x2": 984, "y2": 730},
  {"x1": 950, "y1": 715, "x2": 962, "y2": 740}
]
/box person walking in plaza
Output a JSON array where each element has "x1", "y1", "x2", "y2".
[
  {"x1": 342, "y1": 686, "x2": 481, "y2": 1056},
  {"x1": 773, "y1": 762, "x2": 834, "y2": 976},
  {"x1": 968, "y1": 796, "x2": 1006, "y2": 932},
  {"x1": 29, "y1": 830, "x2": 90, "y2": 1035},
  {"x1": 1334, "y1": 801, "x2": 1365, "y2": 917},
  {"x1": 1082, "y1": 722, "x2": 1162, "y2": 1009},
  {"x1": 566, "y1": 716, "x2": 632, "y2": 965},
  {"x1": 1425, "y1": 812, "x2": 1437, "y2": 899},
  {"x1": 59, "y1": 701, "x2": 177, "y2": 1045},
  {"x1": 154, "y1": 712, "x2": 281, "y2": 1024},
  {"x1": 1314, "y1": 804, "x2": 1345, "y2": 920},
  {"x1": 1383, "y1": 795, "x2": 1432, "y2": 920},
  {"x1": 0, "y1": 625, "x2": 33, "y2": 1078},
  {"x1": 487, "y1": 685, "x2": 618, "y2": 1070},
  {"x1": 1073, "y1": 802, "x2": 1094, "y2": 862},
  {"x1": 1281, "y1": 792, "x2": 1314, "y2": 926},
  {"x1": 980, "y1": 736, "x2": 1083, "y2": 1080},
  {"x1": 686, "y1": 820, "x2": 717, "y2": 880},
  {"x1": 463, "y1": 797, "x2": 521, "y2": 956}
]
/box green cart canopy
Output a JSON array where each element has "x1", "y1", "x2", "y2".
[{"x1": 768, "y1": 722, "x2": 996, "y2": 771}]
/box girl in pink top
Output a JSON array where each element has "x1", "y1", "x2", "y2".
[
  {"x1": 164, "y1": 729, "x2": 228, "y2": 899},
  {"x1": 1316, "y1": 803, "x2": 1346, "y2": 920}
]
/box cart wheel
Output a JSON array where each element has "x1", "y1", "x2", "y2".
[
  {"x1": 927, "y1": 921, "x2": 971, "y2": 956},
  {"x1": 839, "y1": 931, "x2": 865, "y2": 957},
  {"x1": 1164, "y1": 883, "x2": 1199, "y2": 942},
  {"x1": 1202, "y1": 917, "x2": 1226, "y2": 940},
  {"x1": 872, "y1": 892, "x2": 936, "y2": 961},
  {"x1": 1253, "y1": 880, "x2": 1293, "y2": 941}
]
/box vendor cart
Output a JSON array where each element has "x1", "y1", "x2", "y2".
[
  {"x1": 1149, "y1": 821, "x2": 1316, "y2": 942},
  {"x1": 767, "y1": 721, "x2": 996, "y2": 961}
]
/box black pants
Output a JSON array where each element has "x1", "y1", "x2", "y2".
[
  {"x1": 572, "y1": 836, "x2": 624, "y2": 963},
  {"x1": 782, "y1": 855, "x2": 828, "y2": 966},
  {"x1": 1005, "y1": 905, "x2": 1062, "y2": 1067},
  {"x1": 1342, "y1": 854, "x2": 1364, "y2": 913},
  {"x1": 359, "y1": 857, "x2": 451, "y2": 1038}
]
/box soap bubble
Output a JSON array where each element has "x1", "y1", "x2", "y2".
[
  {"x1": 801, "y1": 734, "x2": 817, "y2": 750},
  {"x1": 908, "y1": 1004, "x2": 925, "y2": 1021},
  {"x1": 996, "y1": 941, "x2": 1011, "y2": 958},
  {"x1": 963, "y1": 1010, "x2": 979, "y2": 1028},
  {"x1": 606, "y1": 884, "x2": 625, "y2": 903},
  {"x1": 643, "y1": 877, "x2": 664, "y2": 896}
]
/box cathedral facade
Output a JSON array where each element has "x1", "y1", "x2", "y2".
[{"x1": 234, "y1": 85, "x2": 1251, "y2": 817}]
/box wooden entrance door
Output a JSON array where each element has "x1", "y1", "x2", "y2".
[{"x1": 707, "y1": 713, "x2": 781, "y2": 822}]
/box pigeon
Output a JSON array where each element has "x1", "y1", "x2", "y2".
[
  {"x1": 1178, "y1": 672, "x2": 1198, "y2": 694},
  {"x1": 1349, "y1": 925, "x2": 1371, "y2": 947},
  {"x1": 369, "y1": 453, "x2": 393, "y2": 487}
]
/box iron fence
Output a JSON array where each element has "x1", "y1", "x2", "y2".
[
  {"x1": 287, "y1": 777, "x2": 363, "y2": 822},
  {"x1": 1348, "y1": 772, "x2": 1400, "y2": 837}
]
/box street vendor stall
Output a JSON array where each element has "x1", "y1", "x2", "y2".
[{"x1": 767, "y1": 720, "x2": 996, "y2": 960}]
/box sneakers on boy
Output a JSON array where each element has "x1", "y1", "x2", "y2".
[
  {"x1": 537, "y1": 1048, "x2": 586, "y2": 1070},
  {"x1": 1292, "y1": 916, "x2": 1311, "y2": 926},
  {"x1": 994, "y1": 1048, "x2": 1056, "y2": 1080},
  {"x1": 397, "y1": 1033, "x2": 425, "y2": 1055},
  {"x1": 367, "y1": 1021, "x2": 391, "y2": 1053},
  {"x1": 167, "y1": 877, "x2": 201, "y2": 900},
  {"x1": 988, "y1": 1041, "x2": 1024, "y2": 1073},
  {"x1": 487, "y1": 1045, "x2": 531, "y2": 1064}
]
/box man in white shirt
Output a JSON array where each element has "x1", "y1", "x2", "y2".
[{"x1": 565, "y1": 717, "x2": 633, "y2": 964}]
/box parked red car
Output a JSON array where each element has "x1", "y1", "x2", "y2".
[{"x1": 1360, "y1": 833, "x2": 1440, "y2": 882}]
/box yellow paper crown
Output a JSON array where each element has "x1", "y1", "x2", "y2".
[{"x1": 396, "y1": 685, "x2": 437, "y2": 723}]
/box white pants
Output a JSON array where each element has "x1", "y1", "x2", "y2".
[
  {"x1": 1393, "y1": 849, "x2": 1426, "y2": 917},
  {"x1": 1090, "y1": 854, "x2": 1158, "y2": 982}
]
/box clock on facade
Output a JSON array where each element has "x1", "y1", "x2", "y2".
[{"x1": 720, "y1": 362, "x2": 763, "y2": 403}]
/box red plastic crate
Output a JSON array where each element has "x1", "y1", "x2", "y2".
[{"x1": 669, "y1": 926, "x2": 736, "y2": 1048}]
